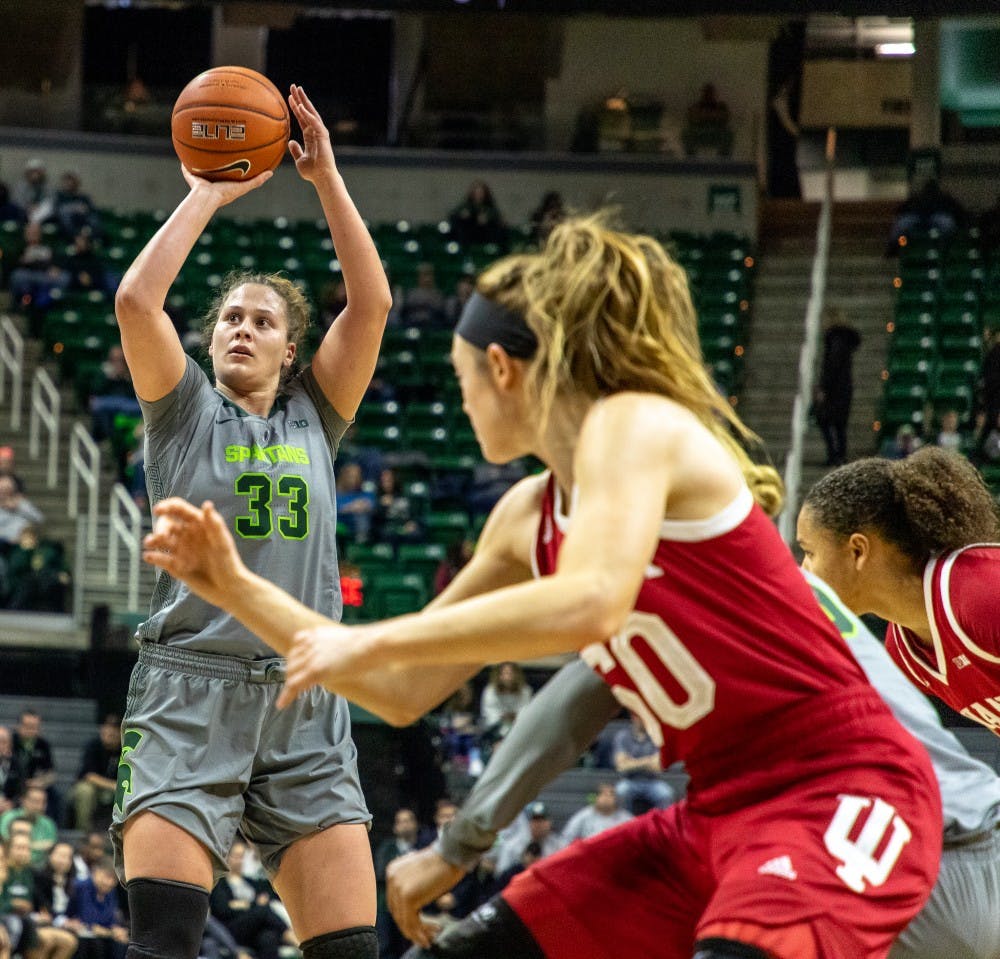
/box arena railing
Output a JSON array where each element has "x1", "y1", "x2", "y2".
[
  {"x1": 778, "y1": 128, "x2": 837, "y2": 546},
  {"x1": 29, "y1": 367, "x2": 60, "y2": 489},
  {"x1": 68, "y1": 422, "x2": 101, "y2": 552},
  {"x1": 0, "y1": 316, "x2": 24, "y2": 430},
  {"x1": 108, "y1": 481, "x2": 143, "y2": 613}
]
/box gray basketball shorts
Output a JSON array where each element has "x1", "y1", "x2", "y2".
[
  {"x1": 110, "y1": 643, "x2": 371, "y2": 882},
  {"x1": 891, "y1": 823, "x2": 1000, "y2": 959}
]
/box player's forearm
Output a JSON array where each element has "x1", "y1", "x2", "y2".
[
  {"x1": 365, "y1": 572, "x2": 621, "y2": 669},
  {"x1": 117, "y1": 189, "x2": 219, "y2": 314},
  {"x1": 438, "y1": 658, "x2": 620, "y2": 869},
  {"x1": 311, "y1": 170, "x2": 391, "y2": 319},
  {"x1": 226, "y1": 566, "x2": 332, "y2": 657}
]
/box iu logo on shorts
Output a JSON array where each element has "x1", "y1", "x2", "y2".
[{"x1": 823, "y1": 794, "x2": 912, "y2": 894}]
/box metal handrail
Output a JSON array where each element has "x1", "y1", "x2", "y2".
[
  {"x1": 68, "y1": 423, "x2": 101, "y2": 551},
  {"x1": 108, "y1": 482, "x2": 143, "y2": 612},
  {"x1": 779, "y1": 127, "x2": 837, "y2": 544},
  {"x1": 29, "y1": 368, "x2": 60, "y2": 488},
  {"x1": 0, "y1": 316, "x2": 24, "y2": 429}
]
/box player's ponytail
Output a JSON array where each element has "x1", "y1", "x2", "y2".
[
  {"x1": 476, "y1": 213, "x2": 783, "y2": 515},
  {"x1": 804, "y1": 448, "x2": 1000, "y2": 563}
]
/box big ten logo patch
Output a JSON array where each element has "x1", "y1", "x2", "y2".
[{"x1": 191, "y1": 121, "x2": 246, "y2": 141}]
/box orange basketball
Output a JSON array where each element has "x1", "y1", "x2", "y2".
[{"x1": 171, "y1": 66, "x2": 289, "y2": 182}]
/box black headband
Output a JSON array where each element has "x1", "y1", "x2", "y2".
[{"x1": 454, "y1": 292, "x2": 538, "y2": 359}]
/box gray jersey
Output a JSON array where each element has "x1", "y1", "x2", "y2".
[
  {"x1": 804, "y1": 570, "x2": 1000, "y2": 839},
  {"x1": 137, "y1": 355, "x2": 349, "y2": 658}
]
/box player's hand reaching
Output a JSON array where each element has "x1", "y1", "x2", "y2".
[
  {"x1": 142, "y1": 498, "x2": 246, "y2": 609},
  {"x1": 386, "y1": 848, "x2": 467, "y2": 948},
  {"x1": 275, "y1": 622, "x2": 369, "y2": 708},
  {"x1": 181, "y1": 164, "x2": 272, "y2": 208},
  {"x1": 287, "y1": 84, "x2": 336, "y2": 184}
]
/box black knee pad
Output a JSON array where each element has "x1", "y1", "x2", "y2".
[
  {"x1": 400, "y1": 897, "x2": 544, "y2": 959},
  {"x1": 301, "y1": 926, "x2": 378, "y2": 959},
  {"x1": 693, "y1": 938, "x2": 773, "y2": 959},
  {"x1": 125, "y1": 877, "x2": 209, "y2": 959}
]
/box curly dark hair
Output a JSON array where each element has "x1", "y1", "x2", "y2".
[{"x1": 803, "y1": 447, "x2": 1000, "y2": 564}]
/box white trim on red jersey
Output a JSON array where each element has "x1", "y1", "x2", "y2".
[{"x1": 551, "y1": 475, "x2": 755, "y2": 544}]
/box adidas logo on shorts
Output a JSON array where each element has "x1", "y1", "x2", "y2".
[{"x1": 757, "y1": 855, "x2": 798, "y2": 881}]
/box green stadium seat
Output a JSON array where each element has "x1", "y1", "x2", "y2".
[
  {"x1": 424, "y1": 511, "x2": 471, "y2": 547},
  {"x1": 398, "y1": 542, "x2": 447, "y2": 589},
  {"x1": 366, "y1": 572, "x2": 428, "y2": 617}
]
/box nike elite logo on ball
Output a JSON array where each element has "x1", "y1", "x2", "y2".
[{"x1": 192, "y1": 159, "x2": 252, "y2": 177}]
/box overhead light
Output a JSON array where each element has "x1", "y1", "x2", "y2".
[{"x1": 876, "y1": 42, "x2": 916, "y2": 56}]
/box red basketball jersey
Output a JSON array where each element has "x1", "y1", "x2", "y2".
[
  {"x1": 885, "y1": 545, "x2": 1000, "y2": 735},
  {"x1": 533, "y1": 474, "x2": 893, "y2": 791}
]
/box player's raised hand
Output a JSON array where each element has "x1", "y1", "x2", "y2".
[
  {"x1": 287, "y1": 84, "x2": 336, "y2": 183},
  {"x1": 142, "y1": 498, "x2": 245, "y2": 608},
  {"x1": 181, "y1": 164, "x2": 272, "y2": 208},
  {"x1": 387, "y1": 848, "x2": 466, "y2": 948}
]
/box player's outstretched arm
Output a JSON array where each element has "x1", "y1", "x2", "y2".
[
  {"x1": 142, "y1": 476, "x2": 542, "y2": 723},
  {"x1": 115, "y1": 165, "x2": 272, "y2": 402},
  {"x1": 278, "y1": 394, "x2": 684, "y2": 699},
  {"x1": 287, "y1": 83, "x2": 391, "y2": 420},
  {"x1": 386, "y1": 657, "x2": 619, "y2": 947}
]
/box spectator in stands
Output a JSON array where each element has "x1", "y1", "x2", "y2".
[
  {"x1": 612, "y1": 711, "x2": 676, "y2": 814},
  {"x1": 62, "y1": 229, "x2": 111, "y2": 294},
  {"x1": 433, "y1": 538, "x2": 473, "y2": 597},
  {"x1": 11, "y1": 159, "x2": 53, "y2": 225},
  {"x1": 0, "y1": 477, "x2": 43, "y2": 546},
  {"x1": 0, "y1": 730, "x2": 22, "y2": 816},
  {"x1": 401, "y1": 263, "x2": 447, "y2": 327},
  {"x1": 884, "y1": 422, "x2": 924, "y2": 460},
  {"x1": 10, "y1": 711, "x2": 58, "y2": 826},
  {"x1": 813, "y1": 308, "x2": 861, "y2": 466},
  {"x1": 8, "y1": 221, "x2": 70, "y2": 312},
  {"x1": 73, "y1": 832, "x2": 111, "y2": 882},
  {"x1": 976, "y1": 328, "x2": 1000, "y2": 457},
  {"x1": 889, "y1": 178, "x2": 967, "y2": 249},
  {"x1": 479, "y1": 662, "x2": 532, "y2": 745},
  {"x1": 0, "y1": 183, "x2": 25, "y2": 225},
  {"x1": 0, "y1": 449, "x2": 16, "y2": 481},
  {"x1": 981, "y1": 412, "x2": 1000, "y2": 463},
  {"x1": 209, "y1": 839, "x2": 294, "y2": 959},
  {"x1": 529, "y1": 192, "x2": 565, "y2": 246},
  {"x1": 448, "y1": 180, "x2": 507, "y2": 249},
  {"x1": 421, "y1": 799, "x2": 458, "y2": 848},
  {"x1": 5, "y1": 525, "x2": 71, "y2": 614},
  {"x1": 51, "y1": 172, "x2": 100, "y2": 241},
  {"x1": 375, "y1": 809, "x2": 422, "y2": 959},
  {"x1": 89, "y1": 344, "x2": 141, "y2": 442},
  {"x1": 372, "y1": 467, "x2": 422, "y2": 545},
  {"x1": 560, "y1": 782, "x2": 632, "y2": 844},
  {"x1": 933, "y1": 408, "x2": 964, "y2": 454},
  {"x1": 682, "y1": 83, "x2": 734, "y2": 158},
  {"x1": 467, "y1": 459, "x2": 528, "y2": 516},
  {"x1": 491, "y1": 840, "x2": 542, "y2": 895},
  {"x1": 444, "y1": 273, "x2": 476, "y2": 325},
  {"x1": 64, "y1": 857, "x2": 127, "y2": 959},
  {"x1": 33, "y1": 841, "x2": 77, "y2": 930},
  {"x1": 437, "y1": 682, "x2": 479, "y2": 769},
  {"x1": 5, "y1": 831, "x2": 77, "y2": 959},
  {"x1": 69, "y1": 715, "x2": 120, "y2": 833},
  {"x1": 0, "y1": 787, "x2": 57, "y2": 865},
  {"x1": 335, "y1": 461, "x2": 375, "y2": 543},
  {"x1": 492, "y1": 802, "x2": 562, "y2": 876}
]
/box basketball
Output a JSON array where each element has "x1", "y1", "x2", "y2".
[{"x1": 171, "y1": 66, "x2": 289, "y2": 181}]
